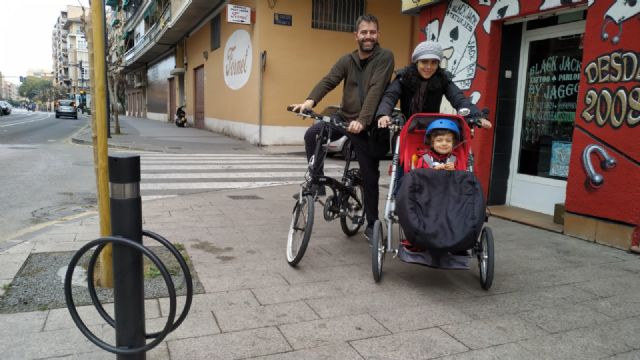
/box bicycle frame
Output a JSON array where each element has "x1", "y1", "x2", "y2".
[{"x1": 305, "y1": 121, "x2": 361, "y2": 203}]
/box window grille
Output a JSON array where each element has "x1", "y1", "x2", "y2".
[{"x1": 312, "y1": 0, "x2": 366, "y2": 33}]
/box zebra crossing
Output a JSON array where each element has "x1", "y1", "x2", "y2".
[{"x1": 136, "y1": 153, "x2": 345, "y2": 201}]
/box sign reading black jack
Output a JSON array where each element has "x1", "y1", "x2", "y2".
[{"x1": 519, "y1": 34, "x2": 582, "y2": 179}]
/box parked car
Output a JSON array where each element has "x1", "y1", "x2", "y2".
[
  {"x1": 55, "y1": 100, "x2": 78, "y2": 119},
  {"x1": 0, "y1": 101, "x2": 12, "y2": 115}
]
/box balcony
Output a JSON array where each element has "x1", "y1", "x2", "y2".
[{"x1": 123, "y1": 0, "x2": 226, "y2": 70}]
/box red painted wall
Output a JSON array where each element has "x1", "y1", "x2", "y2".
[
  {"x1": 565, "y1": 0, "x2": 640, "y2": 225},
  {"x1": 416, "y1": 0, "x2": 590, "y2": 196},
  {"x1": 418, "y1": 0, "x2": 639, "y2": 225}
]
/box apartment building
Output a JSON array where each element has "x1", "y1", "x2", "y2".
[
  {"x1": 116, "y1": 0, "x2": 417, "y2": 141},
  {"x1": 52, "y1": 5, "x2": 91, "y2": 107}
]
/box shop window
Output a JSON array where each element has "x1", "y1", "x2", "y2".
[
  {"x1": 312, "y1": 0, "x2": 366, "y2": 32},
  {"x1": 518, "y1": 34, "x2": 582, "y2": 180},
  {"x1": 210, "y1": 14, "x2": 221, "y2": 51}
]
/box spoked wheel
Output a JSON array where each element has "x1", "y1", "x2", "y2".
[
  {"x1": 340, "y1": 184, "x2": 364, "y2": 236},
  {"x1": 371, "y1": 220, "x2": 385, "y2": 282},
  {"x1": 287, "y1": 195, "x2": 314, "y2": 266},
  {"x1": 477, "y1": 226, "x2": 494, "y2": 290}
]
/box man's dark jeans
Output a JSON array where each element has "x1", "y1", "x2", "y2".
[{"x1": 304, "y1": 121, "x2": 380, "y2": 226}]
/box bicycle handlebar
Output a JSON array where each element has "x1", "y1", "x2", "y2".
[{"x1": 287, "y1": 106, "x2": 348, "y2": 128}]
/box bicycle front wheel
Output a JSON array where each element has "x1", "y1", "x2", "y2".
[
  {"x1": 287, "y1": 195, "x2": 314, "y2": 266},
  {"x1": 340, "y1": 183, "x2": 364, "y2": 236}
]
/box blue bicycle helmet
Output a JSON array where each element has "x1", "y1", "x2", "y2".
[{"x1": 425, "y1": 119, "x2": 460, "y2": 143}]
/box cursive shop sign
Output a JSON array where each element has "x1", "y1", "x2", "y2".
[{"x1": 223, "y1": 29, "x2": 253, "y2": 90}]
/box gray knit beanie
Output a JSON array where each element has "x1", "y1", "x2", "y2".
[{"x1": 411, "y1": 41, "x2": 443, "y2": 63}]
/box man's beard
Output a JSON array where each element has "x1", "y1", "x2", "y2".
[{"x1": 358, "y1": 39, "x2": 377, "y2": 53}]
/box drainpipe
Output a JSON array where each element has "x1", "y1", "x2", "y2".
[{"x1": 258, "y1": 50, "x2": 267, "y2": 146}]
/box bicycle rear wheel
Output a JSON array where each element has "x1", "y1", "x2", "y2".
[
  {"x1": 287, "y1": 195, "x2": 314, "y2": 266},
  {"x1": 340, "y1": 183, "x2": 364, "y2": 236}
]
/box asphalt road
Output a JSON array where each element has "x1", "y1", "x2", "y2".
[{"x1": 0, "y1": 109, "x2": 96, "y2": 241}]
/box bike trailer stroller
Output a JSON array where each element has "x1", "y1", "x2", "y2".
[{"x1": 370, "y1": 112, "x2": 494, "y2": 290}]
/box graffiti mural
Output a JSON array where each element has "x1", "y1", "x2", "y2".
[
  {"x1": 581, "y1": 50, "x2": 640, "y2": 129},
  {"x1": 600, "y1": 0, "x2": 640, "y2": 44},
  {"x1": 539, "y1": 0, "x2": 582, "y2": 11},
  {"x1": 437, "y1": 0, "x2": 481, "y2": 91},
  {"x1": 564, "y1": 0, "x2": 640, "y2": 225},
  {"x1": 483, "y1": 0, "x2": 520, "y2": 33}
]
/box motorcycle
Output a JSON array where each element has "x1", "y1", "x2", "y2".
[{"x1": 175, "y1": 106, "x2": 187, "y2": 127}]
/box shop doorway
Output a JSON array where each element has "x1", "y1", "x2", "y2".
[{"x1": 507, "y1": 21, "x2": 585, "y2": 215}]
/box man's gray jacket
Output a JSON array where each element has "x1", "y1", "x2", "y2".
[{"x1": 307, "y1": 44, "x2": 395, "y2": 128}]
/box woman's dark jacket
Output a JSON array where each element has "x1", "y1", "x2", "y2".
[{"x1": 375, "y1": 64, "x2": 481, "y2": 120}]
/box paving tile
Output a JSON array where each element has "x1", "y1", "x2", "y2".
[
  {"x1": 148, "y1": 310, "x2": 220, "y2": 340},
  {"x1": 517, "y1": 303, "x2": 613, "y2": 333},
  {"x1": 214, "y1": 301, "x2": 319, "y2": 332},
  {"x1": 44, "y1": 299, "x2": 161, "y2": 331},
  {"x1": 0, "y1": 324, "x2": 103, "y2": 360},
  {"x1": 0, "y1": 253, "x2": 31, "y2": 280},
  {"x1": 251, "y1": 342, "x2": 364, "y2": 359},
  {"x1": 441, "y1": 314, "x2": 548, "y2": 349},
  {"x1": 350, "y1": 327, "x2": 468, "y2": 359},
  {"x1": 167, "y1": 327, "x2": 290, "y2": 360},
  {"x1": 278, "y1": 313, "x2": 390, "y2": 350},
  {"x1": 158, "y1": 290, "x2": 260, "y2": 315},
  {"x1": 370, "y1": 302, "x2": 473, "y2": 333},
  {"x1": 573, "y1": 273, "x2": 640, "y2": 298},
  {"x1": 436, "y1": 343, "x2": 538, "y2": 360},
  {"x1": 581, "y1": 292, "x2": 640, "y2": 320},
  {"x1": 306, "y1": 289, "x2": 434, "y2": 319},
  {"x1": 197, "y1": 271, "x2": 288, "y2": 293},
  {"x1": 252, "y1": 281, "x2": 345, "y2": 305},
  {"x1": 602, "y1": 350, "x2": 640, "y2": 359},
  {"x1": 517, "y1": 321, "x2": 634, "y2": 360},
  {"x1": 0, "y1": 310, "x2": 48, "y2": 337}
]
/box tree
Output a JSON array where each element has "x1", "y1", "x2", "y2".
[{"x1": 104, "y1": 3, "x2": 129, "y2": 135}]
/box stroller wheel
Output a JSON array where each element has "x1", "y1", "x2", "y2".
[
  {"x1": 371, "y1": 220, "x2": 385, "y2": 282},
  {"x1": 477, "y1": 226, "x2": 494, "y2": 290}
]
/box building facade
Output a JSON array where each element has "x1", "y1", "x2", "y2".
[
  {"x1": 404, "y1": 0, "x2": 639, "y2": 248},
  {"x1": 119, "y1": 0, "x2": 417, "y2": 140},
  {"x1": 52, "y1": 5, "x2": 91, "y2": 107}
]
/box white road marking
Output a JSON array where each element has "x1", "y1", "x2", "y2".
[
  {"x1": 141, "y1": 171, "x2": 340, "y2": 179},
  {"x1": 140, "y1": 181, "x2": 299, "y2": 190},
  {"x1": 141, "y1": 164, "x2": 342, "y2": 170}
]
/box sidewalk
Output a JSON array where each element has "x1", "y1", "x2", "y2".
[
  {"x1": 70, "y1": 115, "x2": 305, "y2": 155},
  {"x1": 1, "y1": 117, "x2": 639, "y2": 359}
]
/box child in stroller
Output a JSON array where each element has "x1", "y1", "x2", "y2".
[
  {"x1": 370, "y1": 111, "x2": 494, "y2": 289},
  {"x1": 411, "y1": 118, "x2": 461, "y2": 171}
]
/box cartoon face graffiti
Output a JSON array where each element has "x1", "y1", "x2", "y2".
[{"x1": 601, "y1": 0, "x2": 640, "y2": 44}]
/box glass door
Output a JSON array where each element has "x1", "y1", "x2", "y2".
[{"x1": 507, "y1": 21, "x2": 584, "y2": 215}]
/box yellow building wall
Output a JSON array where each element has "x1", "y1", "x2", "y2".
[
  {"x1": 186, "y1": 0, "x2": 414, "y2": 145},
  {"x1": 185, "y1": 0, "x2": 259, "y2": 131},
  {"x1": 258, "y1": 0, "x2": 415, "y2": 126}
]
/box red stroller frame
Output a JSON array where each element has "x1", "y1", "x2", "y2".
[{"x1": 371, "y1": 111, "x2": 495, "y2": 290}]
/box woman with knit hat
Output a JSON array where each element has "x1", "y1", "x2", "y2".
[{"x1": 375, "y1": 40, "x2": 491, "y2": 129}]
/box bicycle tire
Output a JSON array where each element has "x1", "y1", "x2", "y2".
[
  {"x1": 286, "y1": 195, "x2": 314, "y2": 266},
  {"x1": 340, "y1": 183, "x2": 364, "y2": 236}
]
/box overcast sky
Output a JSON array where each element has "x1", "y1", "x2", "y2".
[{"x1": 0, "y1": 0, "x2": 90, "y2": 85}]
